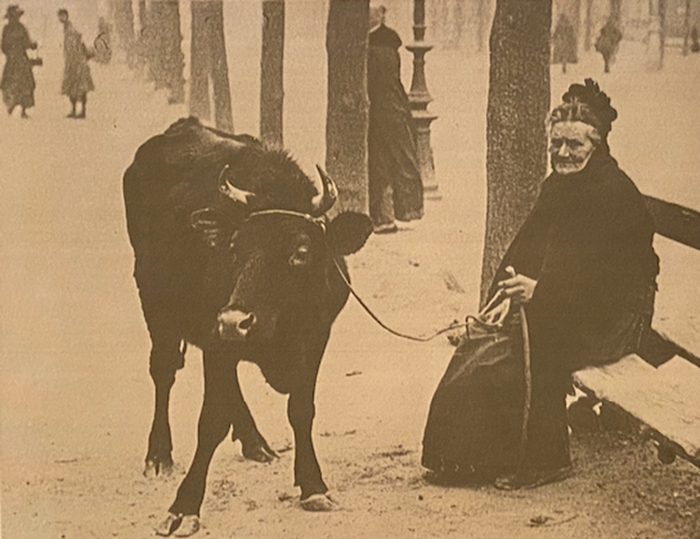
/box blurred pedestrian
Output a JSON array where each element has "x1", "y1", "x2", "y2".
[
  {"x1": 367, "y1": 6, "x2": 423, "y2": 234},
  {"x1": 691, "y1": 25, "x2": 700, "y2": 53},
  {"x1": 552, "y1": 13, "x2": 577, "y2": 74},
  {"x1": 58, "y1": 8, "x2": 94, "y2": 119},
  {"x1": 595, "y1": 18, "x2": 622, "y2": 73},
  {"x1": 1, "y1": 5, "x2": 37, "y2": 118},
  {"x1": 94, "y1": 16, "x2": 112, "y2": 64}
]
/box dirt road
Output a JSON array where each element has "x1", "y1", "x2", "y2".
[{"x1": 2, "y1": 38, "x2": 700, "y2": 539}]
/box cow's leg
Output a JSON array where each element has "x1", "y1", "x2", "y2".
[
  {"x1": 156, "y1": 350, "x2": 234, "y2": 537},
  {"x1": 230, "y1": 368, "x2": 278, "y2": 463},
  {"x1": 286, "y1": 340, "x2": 335, "y2": 511},
  {"x1": 143, "y1": 311, "x2": 185, "y2": 478}
]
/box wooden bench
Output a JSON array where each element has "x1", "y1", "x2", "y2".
[{"x1": 573, "y1": 196, "x2": 700, "y2": 468}]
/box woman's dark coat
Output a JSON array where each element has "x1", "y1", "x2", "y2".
[
  {"x1": 493, "y1": 147, "x2": 658, "y2": 374},
  {"x1": 1, "y1": 20, "x2": 36, "y2": 109},
  {"x1": 423, "y1": 147, "x2": 658, "y2": 475}
]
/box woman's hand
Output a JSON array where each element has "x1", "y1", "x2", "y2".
[
  {"x1": 30, "y1": 41, "x2": 38, "y2": 50},
  {"x1": 498, "y1": 268, "x2": 537, "y2": 304}
]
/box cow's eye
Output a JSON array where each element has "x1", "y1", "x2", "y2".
[{"x1": 289, "y1": 245, "x2": 310, "y2": 266}]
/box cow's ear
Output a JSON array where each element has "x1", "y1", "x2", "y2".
[
  {"x1": 328, "y1": 212, "x2": 373, "y2": 256},
  {"x1": 189, "y1": 207, "x2": 231, "y2": 248}
]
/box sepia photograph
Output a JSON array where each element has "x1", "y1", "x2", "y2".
[{"x1": 1, "y1": 0, "x2": 699, "y2": 537}]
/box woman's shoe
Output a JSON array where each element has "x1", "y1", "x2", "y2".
[{"x1": 494, "y1": 465, "x2": 573, "y2": 490}]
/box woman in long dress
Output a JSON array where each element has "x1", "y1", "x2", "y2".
[{"x1": 1, "y1": 5, "x2": 37, "y2": 118}]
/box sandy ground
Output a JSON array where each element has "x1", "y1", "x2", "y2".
[{"x1": 2, "y1": 19, "x2": 700, "y2": 539}]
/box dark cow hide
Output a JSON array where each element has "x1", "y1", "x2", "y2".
[{"x1": 123, "y1": 117, "x2": 372, "y2": 537}]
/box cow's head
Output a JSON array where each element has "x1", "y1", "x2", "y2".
[
  {"x1": 216, "y1": 209, "x2": 372, "y2": 343},
  {"x1": 190, "y1": 166, "x2": 372, "y2": 344}
]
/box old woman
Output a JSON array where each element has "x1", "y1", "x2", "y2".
[{"x1": 423, "y1": 80, "x2": 659, "y2": 489}]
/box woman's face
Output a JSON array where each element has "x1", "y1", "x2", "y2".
[{"x1": 549, "y1": 121, "x2": 598, "y2": 175}]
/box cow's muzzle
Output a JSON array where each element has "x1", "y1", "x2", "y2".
[{"x1": 217, "y1": 308, "x2": 257, "y2": 341}]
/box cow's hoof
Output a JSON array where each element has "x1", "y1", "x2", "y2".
[
  {"x1": 300, "y1": 492, "x2": 337, "y2": 512},
  {"x1": 242, "y1": 439, "x2": 278, "y2": 463},
  {"x1": 154, "y1": 513, "x2": 181, "y2": 536},
  {"x1": 144, "y1": 458, "x2": 174, "y2": 478},
  {"x1": 173, "y1": 515, "x2": 200, "y2": 537},
  {"x1": 154, "y1": 513, "x2": 200, "y2": 537}
]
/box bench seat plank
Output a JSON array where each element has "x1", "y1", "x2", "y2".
[
  {"x1": 652, "y1": 235, "x2": 700, "y2": 360},
  {"x1": 574, "y1": 354, "x2": 700, "y2": 460}
]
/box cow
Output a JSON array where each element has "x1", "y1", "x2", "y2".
[{"x1": 123, "y1": 117, "x2": 373, "y2": 536}]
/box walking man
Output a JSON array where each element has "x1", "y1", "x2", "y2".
[
  {"x1": 58, "y1": 8, "x2": 94, "y2": 119},
  {"x1": 367, "y1": 6, "x2": 424, "y2": 234}
]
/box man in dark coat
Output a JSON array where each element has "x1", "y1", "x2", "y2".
[
  {"x1": 422, "y1": 79, "x2": 658, "y2": 489},
  {"x1": 58, "y1": 8, "x2": 94, "y2": 119},
  {"x1": 1, "y1": 5, "x2": 37, "y2": 118},
  {"x1": 367, "y1": 6, "x2": 424, "y2": 234}
]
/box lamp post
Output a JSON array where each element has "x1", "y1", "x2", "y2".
[{"x1": 407, "y1": 0, "x2": 439, "y2": 199}]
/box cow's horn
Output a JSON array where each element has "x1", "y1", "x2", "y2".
[
  {"x1": 311, "y1": 165, "x2": 338, "y2": 216},
  {"x1": 218, "y1": 164, "x2": 255, "y2": 206}
]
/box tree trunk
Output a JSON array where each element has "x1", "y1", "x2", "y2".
[
  {"x1": 110, "y1": 0, "x2": 135, "y2": 60},
  {"x1": 260, "y1": 0, "x2": 285, "y2": 149},
  {"x1": 570, "y1": 0, "x2": 581, "y2": 56},
  {"x1": 659, "y1": 0, "x2": 667, "y2": 66},
  {"x1": 610, "y1": 0, "x2": 622, "y2": 21},
  {"x1": 149, "y1": 0, "x2": 185, "y2": 103},
  {"x1": 476, "y1": 0, "x2": 489, "y2": 52},
  {"x1": 453, "y1": 0, "x2": 467, "y2": 50},
  {"x1": 480, "y1": 0, "x2": 552, "y2": 304},
  {"x1": 325, "y1": 0, "x2": 370, "y2": 214},
  {"x1": 683, "y1": 0, "x2": 691, "y2": 55},
  {"x1": 584, "y1": 0, "x2": 593, "y2": 51},
  {"x1": 137, "y1": 0, "x2": 151, "y2": 75},
  {"x1": 190, "y1": 0, "x2": 234, "y2": 132}
]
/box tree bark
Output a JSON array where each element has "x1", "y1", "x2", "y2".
[
  {"x1": 683, "y1": 0, "x2": 691, "y2": 56},
  {"x1": 476, "y1": 0, "x2": 489, "y2": 52},
  {"x1": 659, "y1": 0, "x2": 667, "y2": 66},
  {"x1": 647, "y1": 0, "x2": 666, "y2": 70},
  {"x1": 260, "y1": 0, "x2": 285, "y2": 149},
  {"x1": 584, "y1": 0, "x2": 593, "y2": 51},
  {"x1": 190, "y1": 0, "x2": 234, "y2": 132},
  {"x1": 325, "y1": 0, "x2": 370, "y2": 214},
  {"x1": 110, "y1": 0, "x2": 135, "y2": 60},
  {"x1": 149, "y1": 0, "x2": 185, "y2": 103},
  {"x1": 453, "y1": 0, "x2": 468, "y2": 50},
  {"x1": 570, "y1": 0, "x2": 581, "y2": 55},
  {"x1": 610, "y1": 0, "x2": 622, "y2": 22},
  {"x1": 480, "y1": 0, "x2": 552, "y2": 304}
]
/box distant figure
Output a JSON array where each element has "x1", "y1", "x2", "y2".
[
  {"x1": 595, "y1": 18, "x2": 622, "y2": 73},
  {"x1": 94, "y1": 16, "x2": 112, "y2": 64},
  {"x1": 58, "y1": 8, "x2": 94, "y2": 119},
  {"x1": 1, "y1": 5, "x2": 37, "y2": 118},
  {"x1": 691, "y1": 25, "x2": 700, "y2": 53},
  {"x1": 367, "y1": 6, "x2": 424, "y2": 234},
  {"x1": 552, "y1": 14, "x2": 577, "y2": 74}
]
